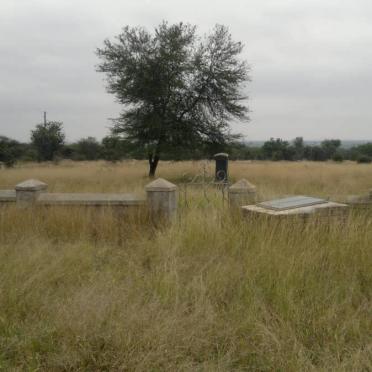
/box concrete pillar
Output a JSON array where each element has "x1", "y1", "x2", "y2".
[
  {"x1": 145, "y1": 178, "x2": 177, "y2": 220},
  {"x1": 228, "y1": 178, "x2": 256, "y2": 207},
  {"x1": 15, "y1": 179, "x2": 47, "y2": 208}
]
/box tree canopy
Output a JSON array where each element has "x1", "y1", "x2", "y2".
[
  {"x1": 0, "y1": 136, "x2": 23, "y2": 167},
  {"x1": 31, "y1": 121, "x2": 65, "y2": 161},
  {"x1": 96, "y1": 21, "x2": 250, "y2": 176}
]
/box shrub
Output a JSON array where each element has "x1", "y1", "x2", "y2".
[
  {"x1": 0, "y1": 136, "x2": 22, "y2": 167},
  {"x1": 332, "y1": 152, "x2": 344, "y2": 162},
  {"x1": 357, "y1": 155, "x2": 372, "y2": 164}
]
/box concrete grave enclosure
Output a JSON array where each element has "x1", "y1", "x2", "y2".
[
  {"x1": 0, "y1": 177, "x2": 257, "y2": 219},
  {"x1": 0, "y1": 178, "x2": 178, "y2": 221},
  {"x1": 0, "y1": 176, "x2": 370, "y2": 222}
]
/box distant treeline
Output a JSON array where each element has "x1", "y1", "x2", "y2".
[{"x1": 2, "y1": 128, "x2": 372, "y2": 167}]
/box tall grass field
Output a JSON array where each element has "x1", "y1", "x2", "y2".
[{"x1": 0, "y1": 160, "x2": 371, "y2": 371}]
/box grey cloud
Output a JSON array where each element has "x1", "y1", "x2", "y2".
[{"x1": 1, "y1": 0, "x2": 372, "y2": 142}]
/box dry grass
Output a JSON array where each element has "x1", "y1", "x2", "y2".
[
  {"x1": 0, "y1": 160, "x2": 371, "y2": 371},
  {"x1": 2, "y1": 159, "x2": 372, "y2": 198}
]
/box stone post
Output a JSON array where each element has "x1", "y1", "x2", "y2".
[
  {"x1": 145, "y1": 178, "x2": 177, "y2": 220},
  {"x1": 369, "y1": 189, "x2": 372, "y2": 201},
  {"x1": 228, "y1": 178, "x2": 257, "y2": 208},
  {"x1": 15, "y1": 179, "x2": 48, "y2": 208}
]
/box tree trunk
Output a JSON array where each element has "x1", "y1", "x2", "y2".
[{"x1": 148, "y1": 154, "x2": 160, "y2": 178}]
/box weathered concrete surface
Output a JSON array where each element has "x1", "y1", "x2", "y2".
[
  {"x1": 38, "y1": 193, "x2": 145, "y2": 206},
  {"x1": 15, "y1": 179, "x2": 47, "y2": 191},
  {"x1": 15, "y1": 179, "x2": 48, "y2": 208},
  {"x1": 229, "y1": 179, "x2": 256, "y2": 207},
  {"x1": 0, "y1": 190, "x2": 16, "y2": 203},
  {"x1": 346, "y1": 195, "x2": 366, "y2": 204},
  {"x1": 145, "y1": 178, "x2": 177, "y2": 192},
  {"x1": 242, "y1": 201, "x2": 348, "y2": 217},
  {"x1": 345, "y1": 193, "x2": 372, "y2": 209},
  {"x1": 145, "y1": 178, "x2": 177, "y2": 220}
]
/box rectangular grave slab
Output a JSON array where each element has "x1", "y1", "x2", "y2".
[
  {"x1": 257, "y1": 196, "x2": 327, "y2": 211},
  {"x1": 242, "y1": 195, "x2": 348, "y2": 220}
]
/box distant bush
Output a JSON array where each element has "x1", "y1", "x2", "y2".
[
  {"x1": 356, "y1": 155, "x2": 372, "y2": 164},
  {"x1": 332, "y1": 152, "x2": 344, "y2": 162},
  {"x1": 0, "y1": 136, "x2": 23, "y2": 167},
  {"x1": 5, "y1": 131, "x2": 372, "y2": 164},
  {"x1": 73, "y1": 137, "x2": 102, "y2": 160}
]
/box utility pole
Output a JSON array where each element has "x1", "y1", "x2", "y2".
[{"x1": 43, "y1": 111, "x2": 47, "y2": 125}]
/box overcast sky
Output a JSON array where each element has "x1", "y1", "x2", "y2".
[{"x1": 1, "y1": 0, "x2": 372, "y2": 142}]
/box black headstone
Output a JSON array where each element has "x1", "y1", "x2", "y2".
[{"x1": 214, "y1": 153, "x2": 229, "y2": 182}]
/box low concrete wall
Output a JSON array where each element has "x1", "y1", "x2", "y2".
[
  {"x1": 37, "y1": 193, "x2": 145, "y2": 206},
  {"x1": 345, "y1": 192, "x2": 372, "y2": 210},
  {"x1": 0, "y1": 190, "x2": 16, "y2": 203},
  {"x1": 0, "y1": 178, "x2": 177, "y2": 222}
]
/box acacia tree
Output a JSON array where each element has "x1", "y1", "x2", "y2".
[
  {"x1": 97, "y1": 22, "x2": 250, "y2": 177},
  {"x1": 31, "y1": 121, "x2": 65, "y2": 161}
]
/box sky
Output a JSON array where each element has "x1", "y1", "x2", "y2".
[{"x1": 1, "y1": 0, "x2": 372, "y2": 143}]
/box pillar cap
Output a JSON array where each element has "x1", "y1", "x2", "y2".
[
  {"x1": 229, "y1": 178, "x2": 256, "y2": 193},
  {"x1": 214, "y1": 153, "x2": 229, "y2": 159},
  {"x1": 15, "y1": 179, "x2": 47, "y2": 191},
  {"x1": 145, "y1": 178, "x2": 177, "y2": 192}
]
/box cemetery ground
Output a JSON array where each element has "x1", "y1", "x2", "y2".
[{"x1": 0, "y1": 160, "x2": 371, "y2": 371}]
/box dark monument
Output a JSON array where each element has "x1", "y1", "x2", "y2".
[{"x1": 214, "y1": 153, "x2": 229, "y2": 182}]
